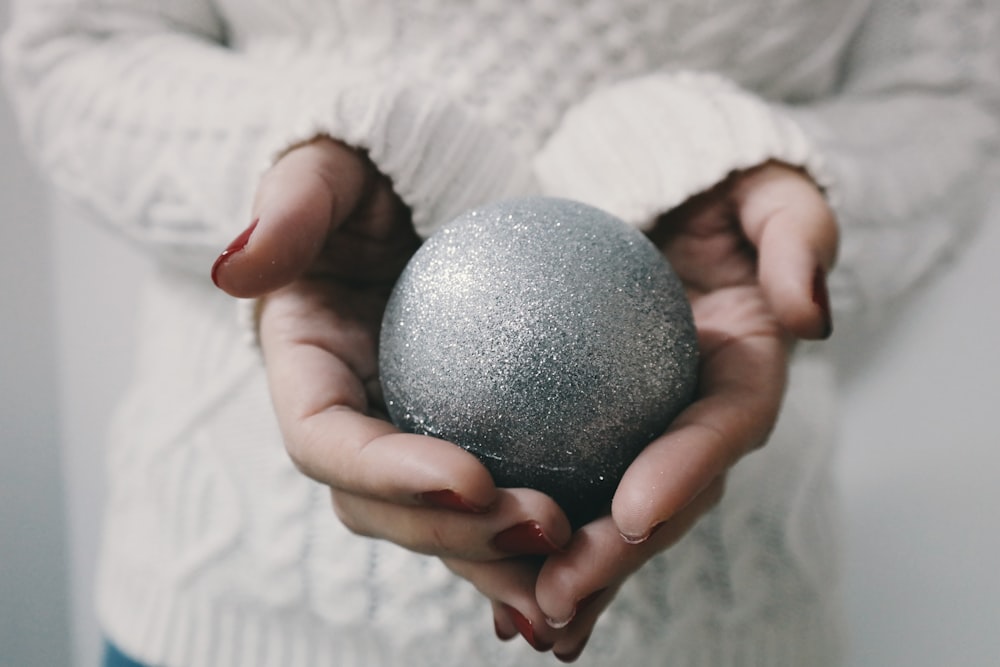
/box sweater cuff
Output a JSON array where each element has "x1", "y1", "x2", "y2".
[
  {"x1": 260, "y1": 75, "x2": 537, "y2": 238},
  {"x1": 534, "y1": 71, "x2": 832, "y2": 229}
]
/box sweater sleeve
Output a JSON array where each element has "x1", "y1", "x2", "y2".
[
  {"x1": 1, "y1": 1, "x2": 535, "y2": 274},
  {"x1": 534, "y1": 0, "x2": 1000, "y2": 324}
]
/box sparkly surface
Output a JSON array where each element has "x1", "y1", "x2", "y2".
[{"x1": 379, "y1": 197, "x2": 698, "y2": 526}]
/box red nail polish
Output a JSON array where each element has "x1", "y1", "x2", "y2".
[
  {"x1": 554, "y1": 633, "x2": 591, "y2": 663},
  {"x1": 418, "y1": 490, "x2": 488, "y2": 514},
  {"x1": 812, "y1": 266, "x2": 833, "y2": 339},
  {"x1": 211, "y1": 219, "x2": 258, "y2": 287},
  {"x1": 502, "y1": 604, "x2": 553, "y2": 652},
  {"x1": 492, "y1": 521, "x2": 561, "y2": 556}
]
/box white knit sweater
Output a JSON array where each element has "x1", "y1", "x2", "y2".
[{"x1": 4, "y1": 2, "x2": 998, "y2": 666}]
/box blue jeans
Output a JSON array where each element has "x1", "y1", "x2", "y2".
[{"x1": 103, "y1": 642, "x2": 153, "y2": 667}]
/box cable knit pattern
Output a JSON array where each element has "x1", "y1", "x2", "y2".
[{"x1": 3, "y1": 1, "x2": 999, "y2": 666}]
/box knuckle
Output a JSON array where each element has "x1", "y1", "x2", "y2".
[
  {"x1": 538, "y1": 567, "x2": 579, "y2": 614},
  {"x1": 330, "y1": 492, "x2": 375, "y2": 538},
  {"x1": 418, "y1": 520, "x2": 458, "y2": 556},
  {"x1": 283, "y1": 438, "x2": 309, "y2": 473},
  {"x1": 283, "y1": 426, "x2": 331, "y2": 482}
]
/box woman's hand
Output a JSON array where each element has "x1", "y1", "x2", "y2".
[
  {"x1": 212, "y1": 137, "x2": 572, "y2": 562},
  {"x1": 213, "y1": 145, "x2": 836, "y2": 660},
  {"x1": 614, "y1": 160, "x2": 837, "y2": 540},
  {"x1": 466, "y1": 162, "x2": 838, "y2": 661}
]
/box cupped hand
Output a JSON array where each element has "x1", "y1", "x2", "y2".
[
  {"x1": 212, "y1": 136, "x2": 572, "y2": 561},
  {"x1": 467, "y1": 161, "x2": 838, "y2": 661}
]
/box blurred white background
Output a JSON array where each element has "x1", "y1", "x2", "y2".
[{"x1": 1, "y1": 3, "x2": 998, "y2": 664}]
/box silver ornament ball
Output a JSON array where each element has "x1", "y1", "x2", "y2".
[{"x1": 379, "y1": 197, "x2": 699, "y2": 526}]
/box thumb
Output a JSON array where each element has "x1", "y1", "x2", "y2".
[
  {"x1": 212, "y1": 138, "x2": 370, "y2": 298},
  {"x1": 734, "y1": 163, "x2": 838, "y2": 340}
]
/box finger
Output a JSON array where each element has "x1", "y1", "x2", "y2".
[
  {"x1": 492, "y1": 600, "x2": 519, "y2": 641},
  {"x1": 315, "y1": 179, "x2": 419, "y2": 287},
  {"x1": 213, "y1": 138, "x2": 371, "y2": 297},
  {"x1": 733, "y1": 162, "x2": 839, "y2": 339},
  {"x1": 280, "y1": 392, "x2": 499, "y2": 511},
  {"x1": 612, "y1": 317, "x2": 786, "y2": 541},
  {"x1": 548, "y1": 592, "x2": 605, "y2": 662},
  {"x1": 537, "y1": 478, "x2": 723, "y2": 631},
  {"x1": 334, "y1": 487, "x2": 571, "y2": 560},
  {"x1": 448, "y1": 558, "x2": 563, "y2": 653},
  {"x1": 647, "y1": 184, "x2": 751, "y2": 295},
  {"x1": 259, "y1": 283, "x2": 499, "y2": 510},
  {"x1": 553, "y1": 629, "x2": 594, "y2": 663}
]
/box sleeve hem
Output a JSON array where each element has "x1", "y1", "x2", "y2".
[
  {"x1": 534, "y1": 70, "x2": 834, "y2": 230},
  {"x1": 260, "y1": 76, "x2": 538, "y2": 238}
]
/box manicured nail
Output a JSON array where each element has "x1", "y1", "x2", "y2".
[
  {"x1": 545, "y1": 613, "x2": 574, "y2": 630},
  {"x1": 546, "y1": 588, "x2": 607, "y2": 629},
  {"x1": 211, "y1": 219, "x2": 258, "y2": 287},
  {"x1": 492, "y1": 521, "x2": 561, "y2": 555},
  {"x1": 554, "y1": 633, "x2": 592, "y2": 663},
  {"x1": 418, "y1": 489, "x2": 489, "y2": 514},
  {"x1": 502, "y1": 604, "x2": 553, "y2": 652},
  {"x1": 545, "y1": 608, "x2": 576, "y2": 630},
  {"x1": 620, "y1": 521, "x2": 663, "y2": 545},
  {"x1": 812, "y1": 266, "x2": 833, "y2": 339}
]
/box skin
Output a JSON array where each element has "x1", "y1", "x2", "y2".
[{"x1": 213, "y1": 136, "x2": 838, "y2": 661}]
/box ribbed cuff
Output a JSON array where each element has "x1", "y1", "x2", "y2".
[
  {"x1": 232, "y1": 76, "x2": 541, "y2": 347},
  {"x1": 534, "y1": 70, "x2": 832, "y2": 229},
  {"x1": 262, "y1": 75, "x2": 538, "y2": 238}
]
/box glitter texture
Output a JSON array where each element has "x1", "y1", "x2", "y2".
[{"x1": 379, "y1": 197, "x2": 698, "y2": 526}]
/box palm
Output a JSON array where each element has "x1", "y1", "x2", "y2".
[
  {"x1": 648, "y1": 180, "x2": 791, "y2": 457},
  {"x1": 235, "y1": 140, "x2": 566, "y2": 568},
  {"x1": 651, "y1": 175, "x2": 784, "y2": 333},
  {"x1": 646, "y1": 182, "x2": 792, "y2": 493},
  {"x1": 271, "y1": 176, "x2": 420, "y2": 419},
  {"x1": 512, "y1": 166, "x2": 836, "y2": 656}
]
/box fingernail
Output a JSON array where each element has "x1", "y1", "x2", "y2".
[
  {"x1": 545, "y1": 613, "x2": 574, "y2": 630},
  {"x1": 502, "y1": 604, "x2": 553, "y2": 652},
  {"x1": 211, "y1": 219, "x2": 258, "y2": 287},
  {"x1": 620, "y1": 522, "x2": 663, "y2": 545},
  {"x1": 546, "y1": 588, "x2": 607, "y2": 629},
  {"x1": 812, "y1": 266, "x2": 833, "y2": 339},
  {"x1": 492, "y1": 521, "x2": 561, "y2": 556},
  {"x1": 418, "y1": 489, "x2": 489, "y2": 514},
  {"x1": 554, "y1": 633, "x2": 592, "y2": 663}
]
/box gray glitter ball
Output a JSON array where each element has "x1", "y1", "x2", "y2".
[{"x1": 379, "y1": 197, "x2": 699, "y2": 526}]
